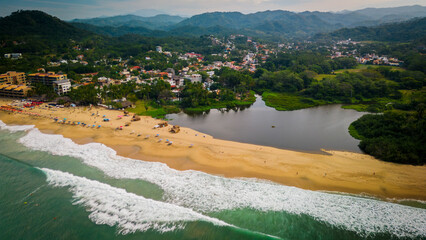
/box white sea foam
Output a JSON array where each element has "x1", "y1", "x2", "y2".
[
  {"x1": 40, "y1": 167, "x2": 229, "y2": 234},
  {"x1": 11, "y1": 124, "x2": 426, "y2": 238},
  {"x1": 0, "y1": 120, "x2": 34, "y2": 132}
]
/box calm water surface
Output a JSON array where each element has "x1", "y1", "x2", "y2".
[{"x1": 167, "y1": 96, "x2": 367, "y2": 153}]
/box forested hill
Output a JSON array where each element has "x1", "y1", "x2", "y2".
[
  {"x1": 172, "y1": 6, "x2": 426, "y2": 38},
  {"x1": 71, "y1": 14, "x2": 185, "y2": 30},
  {"x1": 0, "y1": 10, "x2": 92, "y2": 40},
  {"x1": 313, "y1": 17, "x2": 426, "y2": 42},
  {"x1": 64, "y1": 5, "x2": 426, "y2": 38}
]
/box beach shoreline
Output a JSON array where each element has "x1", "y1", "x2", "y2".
[{"x1": 1, "y1": 98, "x2": 425, "y2": 201}]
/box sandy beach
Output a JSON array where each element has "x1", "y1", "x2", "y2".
[{"x1": 1, "y1": 98, "x2": 425, "y2": 201}]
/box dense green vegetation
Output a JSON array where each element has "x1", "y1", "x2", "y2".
[
  {"x1": 261, "y1": 92, "x2": 324, "y2": 111},
  {"x1": 314, "y1": 17, "x2": 426, "y2": 42},
  {"x1": 1, "y1": 10, "x2": 426, "y2": 164},
  {"x1": 350, "y1": 110, "x2": 425, "y2": 165}
]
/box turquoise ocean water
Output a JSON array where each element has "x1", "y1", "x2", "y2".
[{"x1": 0, "y1": 121, "x2": 425, "y2": 240}]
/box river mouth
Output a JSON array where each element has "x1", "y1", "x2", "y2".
[{"x1": 167, "y1": 96, "x2": 367, "y2": 153}]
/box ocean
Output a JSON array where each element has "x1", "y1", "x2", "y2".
[{"x1": 0, "y1": 120, "x2": 425, "y2": 240}]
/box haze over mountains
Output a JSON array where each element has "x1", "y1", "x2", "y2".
[
  {"x1": 68, "y1": 5, "x2": 426, "y2": 38},
  {"x1": 71, "y1": 14, "x2": 185, "y2": 30},
  {"x1": 1, "y1": 5, "x2": 425, "y2": 43}
]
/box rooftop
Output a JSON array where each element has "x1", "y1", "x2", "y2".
[{"x1": 53, "y1": 79, "x2": 71, "y2": 84}]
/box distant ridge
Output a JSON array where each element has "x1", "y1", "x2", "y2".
[
  {"x1": 313, "y1": 17, "x2": 426, "y2": 42},
  {"x1": 0, "y1": 10, "x2": 91, "y2": 40},
  {"x1": 71, "y1": 14, "x2": 186, "y2": 30},
  {"x1": 72, "y1": 5, "x2": 425, "y2": 38},
  {"x1": 2, "y1": 6, "x2": 426, "y2": 40}
]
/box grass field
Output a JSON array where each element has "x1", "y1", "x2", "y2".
[
  {"x1": 334, "y1": 64, "x2": 405, "y2": 74},
  {"x1": 314, "y1": 74, "x2": 336, "y2": 81},
  {"x1": 261, "y1": 92, "x2": 327, "y2": 111},
  {"x1": 128, "y1": 100, "x2": 180, "y2": 119}
]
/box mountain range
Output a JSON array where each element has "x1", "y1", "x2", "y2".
[
  {"x1": 71, "y1": 14, "x2": 185, "y2": 30},
  {"x1": 1, "y1": 6, "x2": 426, "y2": 43},
  {"x1": 68, "y1": 5, "x2": 426, "y2": 38},
  {"x1": 314, "y1": 17, "x2": 426, "y2": 42}
]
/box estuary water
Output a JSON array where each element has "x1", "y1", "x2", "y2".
[
  {"x1": 167, "y1": 96, "x2": 367, "y2": 153},
  {"x1": 0, "y1": 121, "x2": 425, "y2": 240}
]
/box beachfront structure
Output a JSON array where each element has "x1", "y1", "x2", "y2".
[
  {"x1": 0, "y1": 84, "x2": 32, "y2": 98},
  {"x1": 0, "y1": 71, "x2": 26, "y2": 85},
  {"x1": 28, "y1": 72, "x2": 67, "y2": 86},
  {"x1": 53, "y1": 79, "x2": 71, "y2": 95}
]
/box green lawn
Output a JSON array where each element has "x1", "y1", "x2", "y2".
[
  {"x1": 261, "y1": 92, "x2": 327, "y2": 111},
  {"x1": 128, "y1": 100, "x2": 179, "y2": 119},
  {"x1": 341, "y1": 104, "x2": 369, "y2": 112},
  {"x1": 334, "y1": 64, "x2": 405, "y2": 74},
  {"x1": 314, "y1": 74, "x2": 336, "y2": 81}
]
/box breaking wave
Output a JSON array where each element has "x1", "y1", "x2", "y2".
[
  {"x1": 2, "y1": 121, "x2": 425, "y2": 238},
  {"x1": 39, "y1": 167, "x2": 229, "y2": 234}
]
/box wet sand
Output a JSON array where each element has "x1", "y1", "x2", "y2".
[{"x1": 1, "y1": 99, "x2": 425, "y2": 201}]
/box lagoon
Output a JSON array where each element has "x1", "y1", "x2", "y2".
[{"x1": 167, "y1": 96, "x2": 367, "y2": 153}]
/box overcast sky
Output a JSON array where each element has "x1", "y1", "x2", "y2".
[{"x1": 0, "y1": 0, "x2": 425, "y2": 20}]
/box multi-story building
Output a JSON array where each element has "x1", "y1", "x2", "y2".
[
  {"x1": 0, "y1": 71, "x2": 26, "y2": 85},
  {"x1": 28, "y1": 72, "x2": 67, "y2": 86},
  {"x1": 53, "y1": 79, "x2": 71, "y2": 95},
  {"x1": 0, "y1": 84, "x2": 32, "y2": 98},
  {"x1": 190, "y1": 74, "x2": 202, "y2": 83}
]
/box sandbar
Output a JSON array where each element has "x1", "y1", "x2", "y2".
[{"x1": 1, "y1": 98, "x2": 425, "y2": 201}]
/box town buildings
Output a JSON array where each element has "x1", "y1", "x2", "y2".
[
  {"x1": 53, "y1": 80, "x2": 71, "y2": 95},
  {"x1": 0, "y1": 84, "x2": 31, "y2": 98},
  {"x1": 28, "y1": 72, "x2": 67, "y2": 86},
  {"x1": 0, "y1": 71, "x2": 26, "y2": 85}
]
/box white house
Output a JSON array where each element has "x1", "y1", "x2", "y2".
[
  {"x1": 190, "y1": 74, "x2": 202, "y2": 83},
  {"x1": 53, "y1": 79, "x2": 71, "y2": 95}
]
